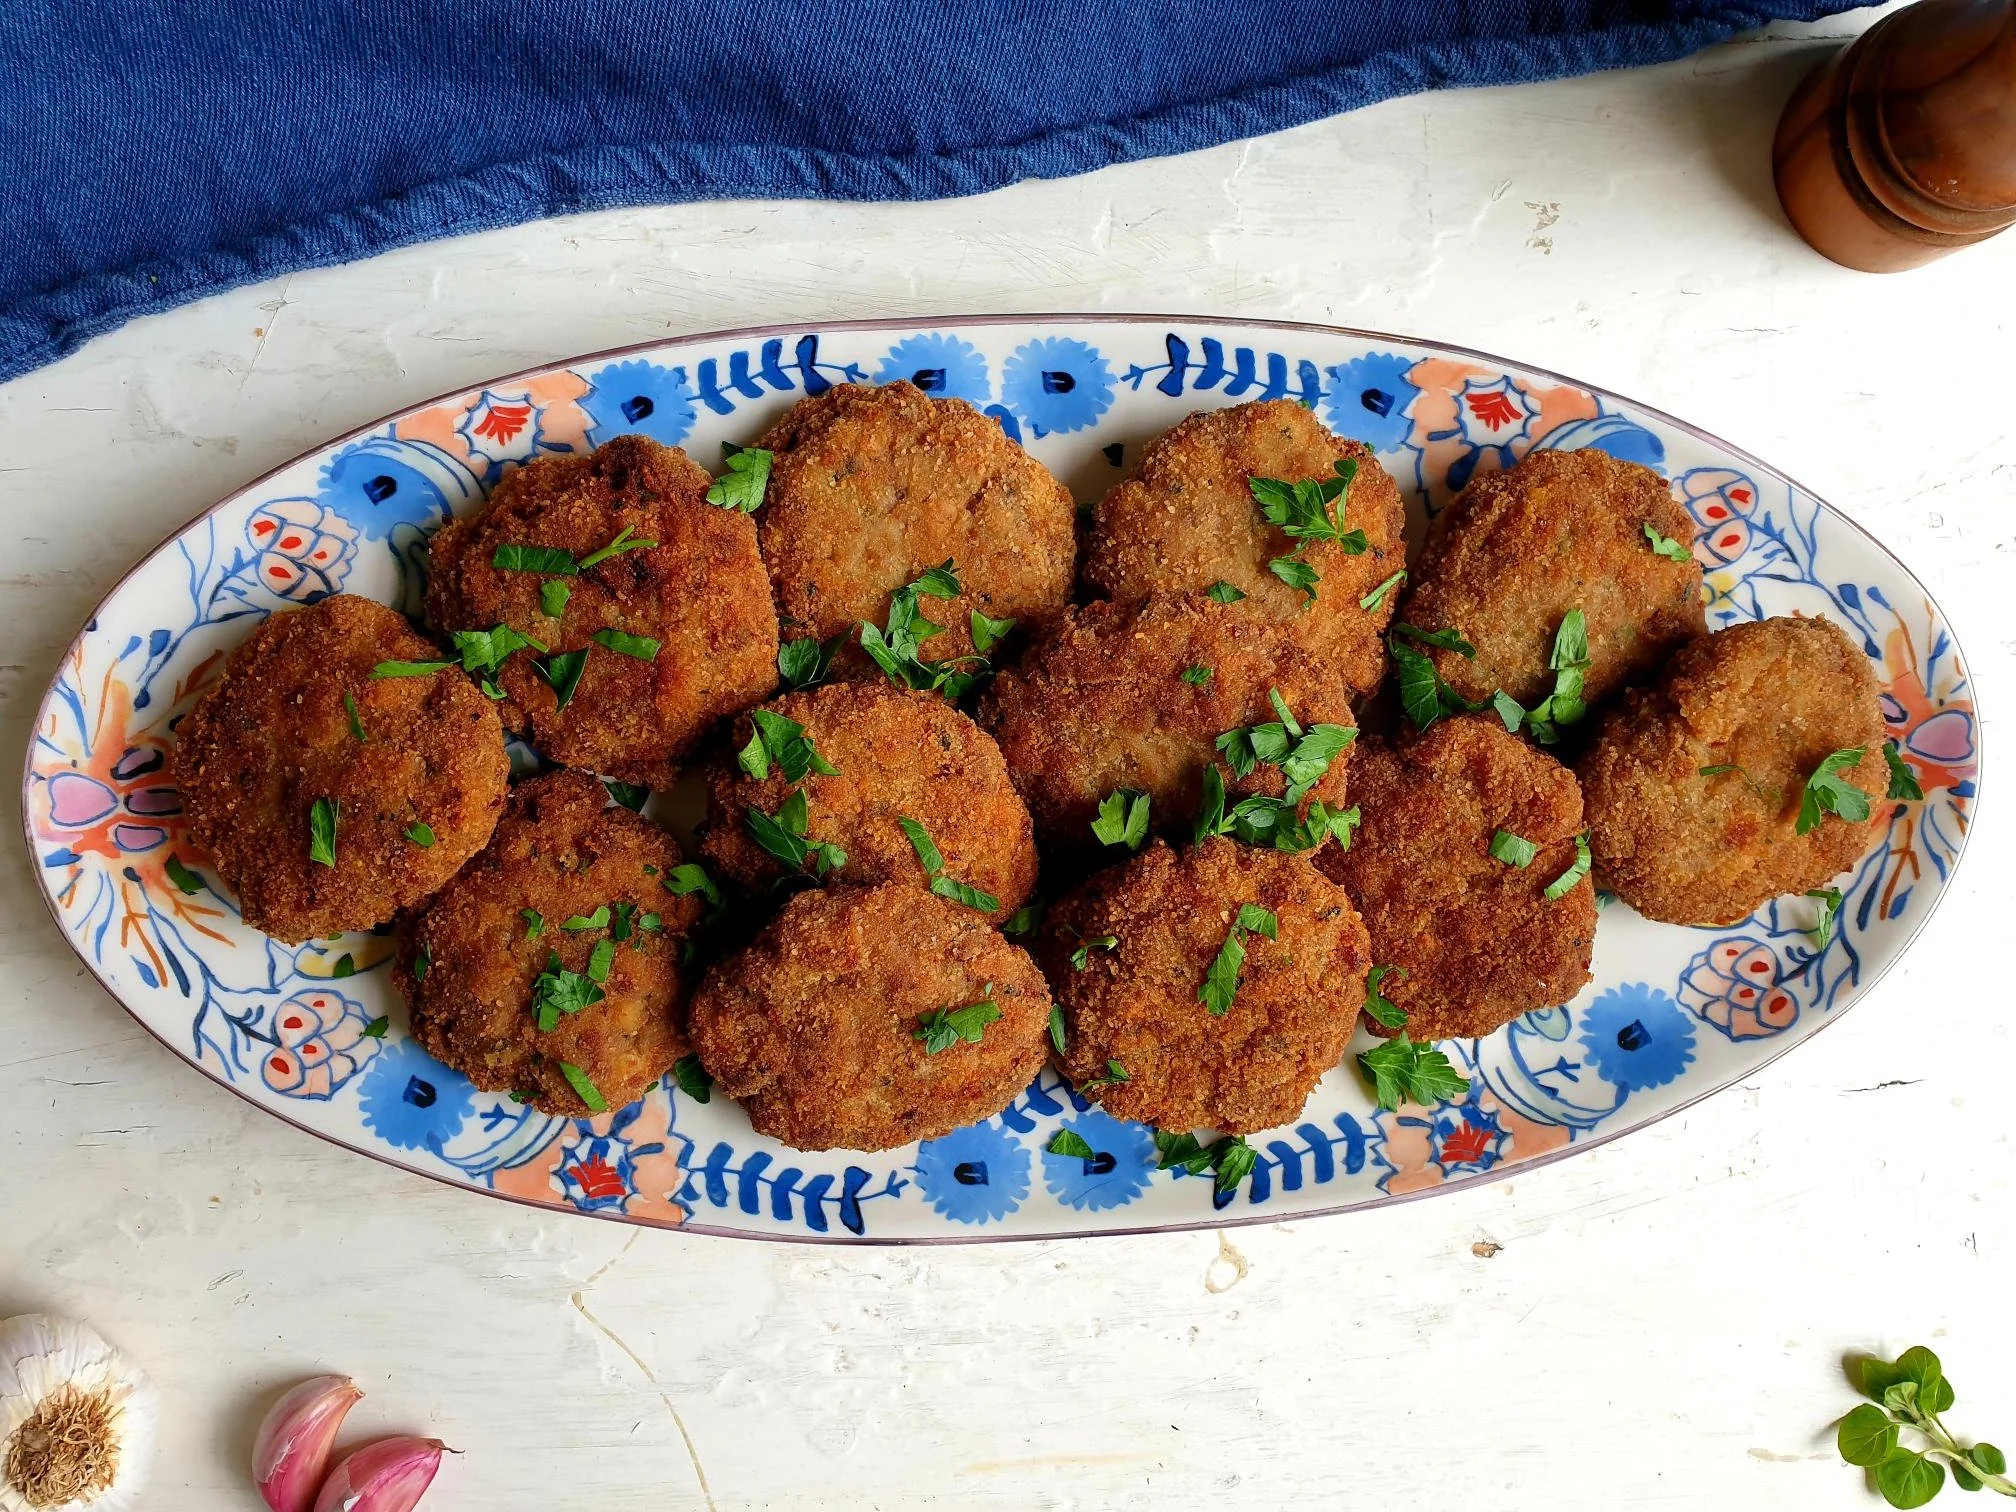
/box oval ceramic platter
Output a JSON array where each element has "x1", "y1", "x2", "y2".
[{"x1": 22, "y1": 316, "x2": 1978, "y2": 1243}]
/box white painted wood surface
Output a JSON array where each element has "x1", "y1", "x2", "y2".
[{"x1": 3, "y1": 9, "x2": 2011, "y2": 1507}]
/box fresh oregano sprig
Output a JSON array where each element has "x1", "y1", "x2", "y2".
[{"x1": 1837, "y1": 1346, "x2": 2012, "y2": 1506}]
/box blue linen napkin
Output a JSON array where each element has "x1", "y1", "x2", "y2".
[{"x1": 0, "y1": 0, "x2": 1862, "y2": 383}]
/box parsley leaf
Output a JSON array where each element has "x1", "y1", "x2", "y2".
[
  {"x1": 745, "y1": 790, "x2": 847, "y2": 878},
  {"x1": 1194, "y1": 764, "x2": 1228, "y2": 844},
  {"x1": 343, "y1": 691, "x2": 367, "y2": 743},
  {"x1": 1212, "y1": 1136, "x2": 1258, "y2": 1194},
  {"x1": 706, "y1": 443, "x2": 773, "y2": 513},
  {"x1": 535, "y1": 648, "x2": 589, "y2": 712},
  {"x1": 1797, "y1": 748, "x2": 1873, "y2": 835},
  {"x1": 164, "y1": 855, "x2": 204, "y2": 895},
  {"x1": 308, "y1": 797, "x2": 337, "y2": 868},
  {"x1": 1070, "y1": 934, "x2": 1117, "y2": 970},
  {"x1": 451, "y1": 624, "x2": 547, "y2": 677},
  {"x1": 898, "y1": 815, "x2": 946, "y2": 875},
  {"x1": 1544, "y1": 833, "x2": 1593, "y2": 900},
  {"x1": 531, "y1": 951, "x2": 605, "y2": 1031},
  {"x1": 1279, "y1": 723, "x2": 1355, "y2": 801},
  {"x1": 1359, "y1": 567, "x2": 1406, "y2": 612},
  {"x1": 492, "y1": 543, "x2": 580, "y2": 575},
  {"x1": 557, "y1": 1060, "x2": 608, "y2": 1113},
  {"x1": 1361, "y1": 963, "x2": 1408, "y2": 1029},
  {"x1": 404, "y1": 821, "x2": 435, "y2": 848},
  {"x1": 413, "y1": 945, "x2": 431, "y2": 982},
  {"x1": 1079, "y1": 1057, "x2": 1130, "y2": 1091},
  {"x1": 362, "y1": 1014, "x2": 390, "y2": 1038},
  {"x1": 610, "y1": 902, "x2": 637, "y2": 942},
  {"x1": 1153, "y1": 1130, "x2": 1258, "y2": 1193},
  {"x1": 601, "y1": 778, "x2": 649, "y2": 812},
  {"x1": 664, "y1": 862, "x2": 725, "y2": 913},
  {"x1": 592, "y1": 628, "x2": 661, "y2": 661},
  {"x1": 1393, "y1": 622, "x2": 1478, "y2": 656},
  {"x1": 1180, "y1": 664, "x2": 1213, "y2": 686},
  {"x1": 1248, "y1": 461, "x2": 1367, "y2": 552},
  {"x1": 1643, "y1": 523, "x2": 1693, "y2": 563},
  {"x1": 1883, "y1": 741, "x2": 1925, "y2": 802},
  {"x1": 541, "y1": 579, "x2": 571, "y2": 619},
  {"x1": 1269, "y1": 688, "x2": 1302, "y2": 737},
  {"x1": 914, "y1": 994, "x2": 1002, "y2": 1054},
  {"x1": 778, "y1": 630, "x2": 851, "y2": 690},
  {"x1": 672, "y1": 1054, "x2": 712, "y2": 1103},
  {"x1": 1048, "y1": 1003, "x2": 1066, "y2": 1053},
  {"x1": 371, "y1": 659, "x2": 454, "y2": 678},
  {"x1": 1389, "y1": 636, "x2": 1493, "y2": 731},
  {"x1": 1205, "y1": 580, "x2": 1246, "y2": 604},
  {"x1": 1268, "y1": 555, "x2": 1321, "y2": 601},
  {"x1": 577, "y1": 525, "x2": 657, "y2": 570},
  {"x1": 522, "y1": 908, "x2": 546, "y2": 937},
  {"x1": 931, "y1": 875, "x2": 1001, "y2": 913},
  {"x1": 1808, "y1": 886, "x2": 1844, "y2": 949},
  {"x1": 1004, "y1": 901, "x2": 1044, "y2": 938},
  {"x1": 1520, "y1": 609, "x2": 1592, "y2": 743},
  {"x1": 859, "y1": 560, "x2": 986, "y2": 699},
  {"x1": 587, "y1": 938, "x2": 617, "y2": 984},
  {"x1": 1489, "y1": 829, "x2": 1537, "y2": 868},
  {"x1": 563, "y1": 906, "x2": 611, "y2": 931},
  {"x1": 1091, "y1": 788, "x2": 1151, "y2": 850},
  {"x1": 1358, "y1": 1034, "x2": 1471, "y2": 1111},
  {"x1": 740, "y1": 708, "x2": 840, "y2": 785},
  {"x1": 896, "y1": 815, "x2": 1002, "y2": 912},
  {"x1": 1492, "y1": 689, "x2": 1526, "y2": 733},
  {"x1": 1047, "y1": 1129, "x2": 1097, "y2": 1159},
  {"x1": 969, "y1": 608, "x2": 1016, "y2": 655},
  {"x1": 1198, "y1": 904, "x2": 1277, "y2": 1015}
]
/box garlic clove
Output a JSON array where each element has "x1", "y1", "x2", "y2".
[
  {"x1": 0, "y1": 1313, "x2": 157, "y2": 1512},
  {"x1": 253, "y1": 1376, "x2": 363, "y2": 1512},
  {"x1": 310, "y1": 1437, "x2": 450, "y2": 1512}
]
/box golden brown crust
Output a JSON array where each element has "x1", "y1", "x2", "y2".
[
  {"x1": 687, "y1": 882, "x2": 1052, "y2": 1152},
  {"x1": 424, "y1": 434, "x2": 778, "y2": 786},
  {"x1": 174, "y1": 593, "x2": 508, "y2": 942},
  {"x1": 1401, "y1": 447, "x2": 1706, "y2": 708},
  {"x1": 694, "y1": 681, "x2": 1037, "y2": 920},
  {"x1": 1317, "y1": 716, "x2": 1596, "y2": 1039},
  {"x1": 1577, "y1": 615, "x2": 1889, "y2": 924},
  {"x1": 1039, "y1": 838, "x2": 1371, "y2": 1134},
  {"x1": 978, "y1": 595, "x2": 1355, "y2": 854},
  {"x1": 1083, "y1": 399, "x2": 1408, "y2": 696},
  {"x1": 755, "y1": 382, "x2": 1076, "y2": 665},
  {"x1": 395, "y1": 770, "x2": 703, "y2": 1118}
]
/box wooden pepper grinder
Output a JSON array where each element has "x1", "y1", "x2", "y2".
[{"x1": 1773, "y1": 0, "x2": 2016, "y2": 271}]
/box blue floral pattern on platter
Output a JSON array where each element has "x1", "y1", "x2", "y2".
[{"x1": 21, "y1": 318, "x2": 1977, "y2": 1241}]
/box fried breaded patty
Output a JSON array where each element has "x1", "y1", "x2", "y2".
[
  {"x1": 756, "y1": 381, "x2": 1075, "y2": 665},
  {"x1": 1577, "y1": 615, "x2": 1889, "y2": 924},
  {"x1": 695, "y1": 681, "x2": 1037, "y2": 920},
  {"x1": 424, "y1": 434, "x2": 778, "y2": 787},
  {"x1": 1400, "y1": 447, "x2": 1705, "y2": 710},
  {"x1": 688, "y1": 882, "x2": 1051, "y2": 1152},
  {"x1": 979, "y1": 595, "x2": 1355, "y2": 853},
  {"x1": 175, "y1": 593, "x2": 508, "y2": 942},
  {"x1": 1318, "y1": 716, "x2": 1596, "y2": 1039},
  {"x1": 1039, "y1": 839, "x2": 1371, "y2": 1134},
  {"x1": 1083, "y1": 399, "x2": 1408, "y2": 696},
  {"x1": 395, "y1": 770, "x2": 703, "y2": 1117}
]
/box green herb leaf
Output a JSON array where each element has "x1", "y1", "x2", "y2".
[
  {"x1": 1493, "y1": 689, "x2": 1525, "y2": 733},
  {"x1": 330, "y1": 953, "x2": 356, "y2": 979},
  {"x1": 1643, "y1": 523, "x2": 1693, "y2": 563},
  {"x1": 1153, "y1": 1130, "x2": 1213, "y2": 1175},
  {"x1": 858, "y1": 561, "x2": 987, "y2": 699},
  {"x1": 969, "y1": 608, "x2": 1016, "y2": 655},
  {"x1": 1268, "y1": 688, "x2": 1303, "y2": 738},
  {"x1": 1359, "y1": 568, "x2": 1406, "y2": 611},
  {"x1": 913, "y1": 561, "x2": 961, "y2": 598},
  {"x1": 1268, "y1": 555, "x2": 1321, "y2": 601},
  {"x1": 1079, "y1": 1057, "x2": 1130, "y2": 1091},
  {"x1": 1048, "y1": 1004, "x2": 1066, "y2": 1053},
  {"x1": 1361, "y1": 963, "x2": 1408, "y2": 1029},
  {"x1": 1808, "y1": 886, "x2": 1844, "y2": 949},
  {"x1": 1798, "y1": 748, "x2": 1874, "y2": 835},
  {"x1": 557, "y1": 1061, "x2": 608, "y2": 1113},
  {"x1": 1070, "y1": 934, "x2": 1118, "y2": 970},
  {"x1": 913, "y1": 995, "x2": 1002, "y2": 1054},
  {"x1": 1206, "y1": 580, "x2": 1246, "y2": 604},
  {"x1": 450, "y1": 624, "x2": 547, "y2": 675},
  {"x1": 1358, "y1": 1034, "x2": 1471, "y2": 1111},
  {"x1": 522, "y1": 908, "x2": 546, "y2": 938},
  {"x1": 1213, "y1": 1135, "x2": 1258, "y2": 1194},
  {"x1": 1885, "y1": 741, "x2": 1925, "y2": 802},
  {"x1": 777, "y1": 630, "x2": 851, "y2": 690},
  {"x1": 1193, "y1": 763, "x2": 1228, "y2": 844},
  {"x1": 1394, "y1": 622, "x2": 1478, "y2": 657},
  {"x1": 745, "y1": 791, "x2": 845, "y2": 878},
  {"x1": 672, "y1": 1054, "x2": 712, "y2": 1103},
  {"x1": 308, "y1": 797, "x2": 338, "y2": 868},
  {"x1": 370, "y1": 659, "x2": 454, "y2": 678},
  {"x1": 706, "y1": 443, "x2": 773, "y2": 513},
  {"x1": 404, "y1": 821, "x2": 435, "y2": 848},
  {"x1": 899, "y1": 815, "x2": 946, "y2": 875},
  {"x1": 1180, "y1": 664, "x2": 1214, "y2": 685},
  {"x1": 602, "y1": 778, "x2": 649, "y2": 812},
  {"x1": 1838, "y1": 1404, "x2": 1899, "y2": 1468},
  {"x1": 531, "y1": 952, "x2": 605, "y2": 1031},
  {"x1": 1876, "y1": 1449, "x2": 1944, "y2": 1509},
  {"x1": 1047, "y1": 1129, "x2": 1097, "y2": 1159},
  {"x1": 747, "y1": 708, "x2": 839, "y2": 784},
  {"x1": 930, "y1": 875, "x2": 1002, "y2": 913},
  {"x1": 1544, "y1": 833, "x2": 1592, "y2": 900},
  {"x1": 1248, "y1": 461, "x2": 1366, "y2": 552},
  {"x1": 1518, "y1": 610, "x2": 1593, "y2": 742},
  {"x1": 361, "y1": 1014, "x2": 390, "y2": 1039},
  {"x1": 492, "y1": 543, "x2": 581, "y2": 575},
  {"x1": 1279, "y1": 723, "x2": 1355, "y2": 801},
  {"x1": 577, "y1": 524, "x2": 658, "y2": 570},
  {"x1": 1895, "y1": 1347, "x2": 1955, "y2": 1413},
  {"x1": 592, "y1": 628, "x2": 661, "y2": 661},
  {"x1": 1092, "y1": 788, "x2": 1151, "y2": 851},
  {"x1": 164, "y1": 855, "x2": 204, "y2": 895},
  {"x1": 1390, "y1": 640, "x2": 1447, "y2": 730},
  {"x1": 343, "y1": 691, "x2": 367, "y2": 743},
  {"x1": 541, "y1": 579, "x2": 572, "y2": 619},
  {"x1": 563, "y1": 905, "x2": 611, "y2": 932},
  {"x1": 535, "y1": 649, "x2": 589, "y2": 712},
  {"x1": 1490, "y1": 829, "x2": 1538, "y2": 868},
  {"x1": 610, "y1": 902, "x2": 637, "y2": 942},
  {"x1": 1975, "y1": 1444, "x2": 2006, "y2": 1476},
  {"x1": 1199, "y1": 905, "x2": 1276, "y2": 1016},
  {"x1": 664, "y1": 862, "x2": 724, "y2": 912},
  {"x1": 587, "y1": 938, "x2": 617, "y2": 984}
]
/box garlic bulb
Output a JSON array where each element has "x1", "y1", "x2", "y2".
[{"x1": 0, "y1": 1316, "x2": 156, "y2": 1512}]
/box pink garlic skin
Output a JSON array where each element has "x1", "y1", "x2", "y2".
[
  {"x1": 311, "y1": 1437, "x2": 449, "y2": 1512},
  {"x1": 254, "y1": 1375, "x2": 365, "y2": 1512}
]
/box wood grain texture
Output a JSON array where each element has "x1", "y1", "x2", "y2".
[{"x1": 3, "y1": 6, "x2": 2012, "y2": 1506}]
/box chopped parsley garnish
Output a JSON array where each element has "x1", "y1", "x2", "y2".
[
  {"x1": 1358, "y1": 1034, "x2": 1471, "y2": 1111},
  {"x1": 745, "y1": 790, "x2": 847, "y2": 878},
  {"x1": 610, "y1": 902, "x2": 637, "y2": 942},
  {"x1": 164, "y1": 855, "x2": 204, "y2": 894},
  {"x1": 1070, "y1": 934, "x2": 1117, "y2": 970},
  {"x1": 664, "y1": 862, "x2": 725, "y2": 912},
  {"x1": 535, "y1": 649, "x2": 589, "y2": 711},
  {"x1": 1004, "y1": 901, "x2": 1044, "y2": 938},
  {"x1": 1808, "y1": 885, "x2": 1845, "y2": 949},
  {"x1": 1543, "y1": 833, "x2": 1593, "y2": 900},
  {"x1": 1079, "y1": 1057, "x2": 1130, "y2": 1091},
  {"x1": 1361, "y1": 963, "x2": 1408, "y2": 1029},
  {"x1": 1883, "y1": 741, "x2": 1925, "y2": 801},
  {"x1": 897, "y1": 815, "x2": 1001, "y2": 913},
  {"x1": 739, "y1": 708, "x2": 839, "y2": 784},
  {"x1": 308, "y1": 797, "x2": 338, "y2": 867},
  {"x1": 1489, "y1": 829, "x2": 1537, "y2": 868},
  {"x1": 1493, "y1": 689, "x2": 1527, "y2": 734},
  {"x1": 343, "y1": 691, "x2": 367, "y2": 743},
  {"x1": 563, "y1": 905, "x2": 611, "y2": 931},
  {"x1": 1199, "y1": 903, "x2": 1277, "y2": 1016},
  {"x1": 404, "y1": 821, "x2": 435, "y2": 848},
  {"x1": 492, "y1": 544, "x2": 581, "y2": 575},
  {"x1": 592, "y1": 628, "x2": 661, "y2": 661},
  {"x1": 1269, "y1": 688, "x2": 1301, "y2": 735},
  {"x1": 1389, "y1": 628, "x2": 1493, "y2": 731},
  {"x1": 1091, "y1": 788, "x2": 1151, "y2": 851},
  {"x1": 1048, "y1": 1004, "x2": 1066, "y2": 1053},
  {"x1": 969, "y1": 609, "x2": 1016, "y2": 655},
  {"x1": 1518, "y1": 609, "x2": 1592, "y2": 744},
  {"x1": 413, "y1": 944, "x2": 431, "y2": 982},
  {"x1": 706, "y1": 442, "x2": 772, "y2": 513},
  {"x1": 1643, "y1": 523, "x2": 1693, "y2": 562},
  {"x1": 1180, "y1": 665, "x2": 1213, "y2": 686},
  {"x1": 1249, "y1": 461, "x2": 1367, "y2": 552},
  {"x1": 1359, "y1": 568, "x2": 1407, "y2": 611},
  {"x1": 540, "y1": 579, "x2": 571, "y2": 619},
  {"x1": 522, "y1": 909, "x2": 546, "y2": 937},
  {"x1": 450, "y1": 624, "x2": 547, "y2": 682},
  {"x1": 1205, "y1": 580, "x2": 1246, "y2": 604},
  {"x1": 1268, "y1": 555, "x2": 1320, "y2": 601},
  {"x1": 1215, "y1": 693, "x2": 1355, "y2": 800},
  {"x1": 362, "y1": 1015, "x2": 390, "y2": 1039},
  {"x1": 672, "y1": 1054, "x2": 712, "y2": 1103},
  {"x1": 557, "y1": 1060, "x2": 608, "y2": 1113},
  {"x1": 1047, "y1": 1129, "x2": 1098, "y2": 1159},
  {"x1": 602, "y1": 778, "x2": 649, "y2": 812},
  {"x1": 587, "y1": 938, "x2": 617, "y2": 984},
  {"x1": 531, "y1": 952, "x2": 604, "y2": 1031},
  {"x1": 1194, "y1": 760, "x2": 1359, "y2": 855},
  {"x1": 777, "y1": 630, "x2": 850, "y2": 690},
  {"x1": 859, "y1": 559, "x2": 988, "y2": 700},
  {"x1": 331, "y1": 953, "x2": 356, "y2": 978},
  {"x1": 1699, "y1": 762, "x2": 1782, "y2": 805},
  {"x1": 1154, "y1": 1130, "x2": 1258, "y2": 1193},
  {"x1": 1393, "y1": 622, "x2": 1478, "y2": 656},
  {"x1": 913, "y1": 993, "x2": 1002, "y2": 1054},
  {"x1": 577, "y1": 524, "x2": 656, "y2": 570},
  {"x1": 1797, "y1": 748, "x2": 1873, "y2": 835},
  {"x1": 371, "y1": 659, "x2": 454, "y2": 678}
]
